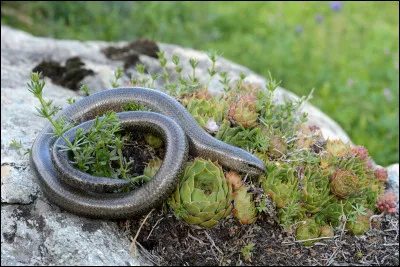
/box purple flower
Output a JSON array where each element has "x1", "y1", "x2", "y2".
[
  {"x1": 295, "y1": 25, "x2": 304, "y2": 34},
  {"x1": 316, "y1": 14, "x2": 324, "y2": 23},
  {"x1": 330, "y1": 1, "x2": 343, "y2": 12},
  {"x1": 347, "y1": 78, "x2": 354, "y2": 87},
  {"x1": 383, "y1": 88, "x2": 392, "y2": 102}
]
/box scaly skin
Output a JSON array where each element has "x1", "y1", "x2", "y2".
[{"x1": 30, "y1": 87, "x2": 266, "y2": 219}]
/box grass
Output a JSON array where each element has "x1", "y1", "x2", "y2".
[{"x1": 1, "y1": 1, "x2": 398, "y2": 165}]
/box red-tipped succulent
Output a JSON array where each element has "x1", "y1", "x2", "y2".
[
  {"x1": 350, "y1": 146, "x2": 369, "y2": 161},
  {"x1": 375, "y1": 192, "x2": 397, "y2": 214},
  {"x1": 374, "y1": 167, "x2": 388, "y2": 183}
]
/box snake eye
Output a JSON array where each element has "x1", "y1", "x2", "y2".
[{"x1": 247, "y1": 163, "x2": 257, "y2": 169}]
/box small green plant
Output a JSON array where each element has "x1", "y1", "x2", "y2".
[
  {"x1": 111, "y1": 66, "x2": 123, "y2": 88},
  {"x1": 27, "y1": 72, "x2": 75, "y2": 147},
  {"x1": 206, "y1": 50, "x2": 220, "y2": 88},
  {"x1": 241, "y1": 242, "x2": 254, "y2": 263},
  {"x1": 67, "y1": 97, "x2": 76, "y2": 104},
  {"x1": 157, "y1": 51, "x2": 171, "y2": 86},
  {"x1": 10, "y1": 139, "x2": 31, "y2": 155},
  {"x1": 80, "y1": 84, "x2": 90, "y2": 96},
  {"x1": 25, "y1": 72, "x2": 148, "y2": 186}
]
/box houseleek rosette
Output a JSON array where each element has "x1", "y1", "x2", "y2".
[
  {"x1": 233, "y1": 186, "x2": 258, "y2": 224},
  {"x1": 168, "y1": 158, "x2": 233, "y2": 228}
]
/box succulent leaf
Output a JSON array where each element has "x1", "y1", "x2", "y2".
[
  {"x1": 319, "y1": 225, "x2": 334, "y2": 237},
  {"x1": 143, "y1": 157, "x2": 163, "y2": 178},
  {"x1": 228, "y1": 94, "x2": 259, "y2": 128},
  {"x1": 168, "y1": 158, "x2": 233, "y2": 228},
  {"x1": 295, "y1": 219, "x2": 321, "y2": 246},
  {"x1": 182, "y1": 95, "x2": 228, "y2": 129},
  {"x1": 346, "y1": 214, "x2": 370, "y2": 235},
  {"x1": 375, "y1": 192, "x2": 397, "y2": 214},
  {"x1": 300, "y1": 166, "x2": 332, "y2": 214},
  {"x1": 232, "y1": 186, "x2": 258, "y2": 224},
  {"x1": 329, "y1": 170, "x2": 359, "y2": 199},
  {"x1": 261, "y1": 164, "x2": 299, "y2": 208},
  {"x1": 144, "y1": 133, "x2": 163, "y2": 149}
]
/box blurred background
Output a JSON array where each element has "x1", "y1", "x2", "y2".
[{"x1": 1, "y1": 1, "x2": 399, "y2": 166}]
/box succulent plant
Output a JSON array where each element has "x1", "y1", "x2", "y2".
[
  {"x1": 182, "y1": 95, "x2": 228, "y2": 129},
  {"x1": 350, "y1": 146, "x2": 369, "y2": 161},
  {"x1": 144, "y1": 133, "x2": 163, "y2": 149},
  {"x1": 215, "y1": 120, "x2": 268, "y2": 153},
  {"x1": 319, "y1": 225, "x2": 334, "y2": 237},
  {"x1": 228, "y1": 94, "x2": 258, "y2": 128},
  {"x1": 188, "y1": 87, "x2": 213, "y2": 100},
  {"x1": 326, "y1": 139, "x2": 351, "y2": 157},
  {"x1": 225, "y1": 170, "x2": 244, "y2": 191},
  {"x1": 261, "y1": 164, "x2": 299, "y2": 208},
  {"x1": 375, "y1": 167, "x2": 388, "y2": 183},
  {"x1": 346, "y1": 214, "x2": 370, "y2": 235},
  {"x1": 295, "y1": 219, "x2": 321, "y2": 246},
  {"x1": 143, "y1": 157, "x2": 163, "y2": 179},
  {"x1": 319, "y1": 152, "x2": 338, "y2": 175},
  {"x1": 232, "y1": 186, "x2": 258, "y2": 224},
  {"x1": 295, "y1": 124, "x2": 314, "y2": 150},
  {"x1": 314, "y1": 199, "x2": 344, "y2": 227},
  {"x1": 329, "y1": 170, "x2": 359, "y2": 199},
  {"x1": 300, "y1": 167, "x2": 332, "y2": 214},
  {"x1": 375, "y1": 192, "x2": 397, "y2": 214},
  {"x1": 278, "y1": 200, "x2": 304, "y2": 227},
  {"x1": 268, "y1": 135, "x2": 286, "y2": 159},
  {"x1": 168, "y1": 158, "x2": 233, "y2": 228},
  {"x1": 253, "y1": 151, "x2": 271, "y2": 165}
]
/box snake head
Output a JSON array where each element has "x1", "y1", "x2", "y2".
[
  {"x1": 240, "y1": 153, "x2": 266, "y2": 176},
  {"x1": 221, "y1": 149, "x2": 266, "y2": 176}
]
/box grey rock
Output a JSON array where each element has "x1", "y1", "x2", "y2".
[
  {"x1": 1, "y1": 25, "x2": 147, "y2": 266},
  {"x1": 1, "y1": 199, "x2": 144, "y2": 266},
  {"x1": 1, "y1": 163, "x2": 40, "y2": 204},
  {"x1": 1, "y1": 24, "x2": 398, "y2": 265},
  {"x1": 386, "y1": 163, "x2": 399, "y2": 207}
]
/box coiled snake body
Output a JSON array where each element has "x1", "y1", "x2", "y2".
[{"x1": 30, "y1": 87, "x2": 266, "y2": 219}]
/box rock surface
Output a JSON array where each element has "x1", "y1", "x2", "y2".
[
  {"x1": 1, "y1": 25, "x2": 398, "y2": 265},
  {"x1": 386, "y1": 163, "x2": 399, "y2": 201}
]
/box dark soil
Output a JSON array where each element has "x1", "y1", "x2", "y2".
[
  {"x1": 102, "y1": 38, "x2": 160, "y2": 70},
  {"x1": 119, "y1": 209, "x2": 399, "y2": 266},
  {"x1": 32, "y1": 56, "x2": 94, "y2": 90},
  {"x1": 121, "y1": 130, "x2": 165, "y2": 179}
]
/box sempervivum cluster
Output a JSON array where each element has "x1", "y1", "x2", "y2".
[
  {"x1": 168, "y1": 158, "x2": 233, "y2": 228},
  {"x1": 346, "y1": 214, "x2": 371, "y2": 236},
  {"x1": 182, "y1": 93, "x2": 228, "y2": 129},
  {"x1": 329, "y1": 170, "x2": 359, "y2": 198},
  {"x1": 375, "y1": 192, "x2": 397, "y2": 214},
  {"x1": 326, "y1": 139, "x2": 351, "y2": 157},
  {"x1": 228, "y1": 94, "x2": 258, "y2": 128},
  {"x1": 350, "y1": 146, "x2": 369, "y2": 160},
  {"x1": 225, "y1": 171, "x2": 258, "y2": 225},
  {"x1": 375, "y1": 167, "x2": 388, "y2": 183},
  {"x1": 295, "y1": 219, "x2": 321, "y2": 246}
]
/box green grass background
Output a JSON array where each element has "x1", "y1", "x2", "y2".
[{"x1": 1, "y1": 1, "x2": 398, "y2": 166}]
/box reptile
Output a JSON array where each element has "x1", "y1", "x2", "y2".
[{"x1": 30, "y1": 87, "x2": 266, "y2": 219}]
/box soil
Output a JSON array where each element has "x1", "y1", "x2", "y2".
[
  {"x1": 121, "y1": 130, "x2": 165, "y2": 178},
  {"x1": 101, "y1": 38, "x2": 160, "y2": 70},
  {"x1": 32, "y1": 56, "x2": 94, "y2": 90},
  {"x1": 118, "y1": 208, "x2": 398, "y2": 266},
  {"x1": 115, "y1": 133, "x2": 399, "y2": 266}
]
